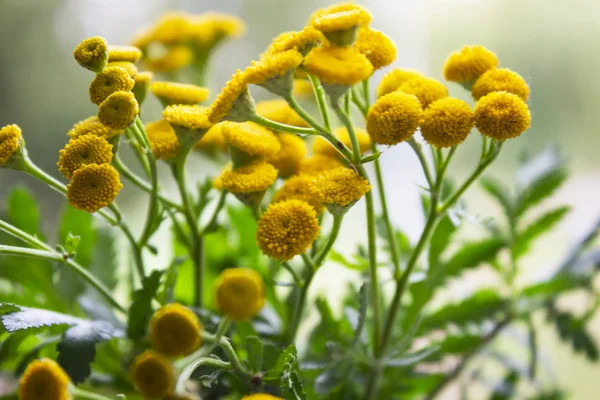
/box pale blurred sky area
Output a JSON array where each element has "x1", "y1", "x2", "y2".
[{"x1": 0, "y1": 0, "x2": 599, "y2": 398}]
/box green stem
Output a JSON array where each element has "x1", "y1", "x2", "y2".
[
  {"x1": 0, "y1": 244, "x2": 62, "y2": 261},
  {"x1": 332, "y1": 105, "x2": 361, "y2": 163},
  {"x1": 307, "y1": 74, "x2": 332, "y2": 131},
  {"x1": 70, "y1": 387, "x2": 114, "y2": 400},
  {"x1": 286, "y1": 94, "x2": 328, "y2": 133},
  {"x1": 315, "y1": 214, "x2": 344, "y2": 266},
  {"x1": 125, "y1": 128, "x2": 150, "y2": 176},
  {"x1": 199, "y1": 191, "x2": 228, "y2": 234},
  {"x1": 250, "y1": 113, "x2": 316, "y2": 135},
  {"x1": 407, "y1": 138, "x2": 434, "y2": 189},
  {"x1": 281, "y1": 262, "x2": 304, "y2": 287}
]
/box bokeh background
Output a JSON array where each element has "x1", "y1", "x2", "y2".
[{"x1": 0, "y1": 0, "x2": 599, "y2": 398}]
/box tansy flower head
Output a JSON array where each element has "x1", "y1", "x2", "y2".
[
  {"x1": 146, "y1": 120, "x2": 181, "y2": 161},
  {"x1": 106, "y1": 61, "x2": 137, "y2": 79},
  {"x1": 472, "y1": 68, "x2": 530, "y2": 101},
  {"x1": 215, "y1": 268, "x2": 265, "y2": 320},
  {"x1": 443, "y1": 45, "x2": 499, "y2": 84},
  {"x1": 242, "y1": 395, "x2": 283, "y2": 400},
  {"x1": 214, "y1": 161, "x2": 277, "y2": 194},
  {"x1": 256, "y1": 199, "x2": 320, "y2": 261},
  {"x1": 309, "y1": 167, "x2": 371, "y2": 214},
  {"x1": 474, "y1": 91, "x2": 531, "y2": 140},
  {"x1": 98, "y1": 91, "x2": 139, "y2": 130},
  {"x1": 245, "y1": 50, "x2": 304, "y2": 97},
  {"x1": 73, "y1": 36, "x2": 108, "y2": 73},
  {"x1": 273, "y1": 175, "x2": 324, "y2": 215},
  {"x1": 190, "y1": 12, "x2": 246, "y2": 49},
  {"x1": 267, "y1": 133, "x2": 307, "y2": 178},
  {"x1": 150, "y1": 12, "x2": 193, "y2": 45},
  {"x1": 57, "y1": 134, "x2": 113, "y2": 179},
  {"x1": 255, "y1": 99, "x2": 308, "y2": 127},
  {"x1": 133, "y1": 71, "x2": 154, "y2": 105},
  {"x1": 68, "y1": 116, "x2": 123, "y2": 140},
  {"x1": 108, "y1": 45, "x2": 142, "y2": 63},
  {"x1": 222, "y1": 121, "x2": 281, "y2": 158},
  {"x1": 399, "y1": 76, "x2": 448, "y2": 109},
  {"x1": 149, "y1": 303, "x2": 203, "y2": 358},
  {"x1": 299, "y1": 154, "x2": 344, "y2": 176},
  {"x1": 264, "y1": 26, "x2": 323, "y2": 56},
  {"x1": 377, "y1": 68, "x2": 423, "y2": 98},
  {"x1": 207, "y1": 69, "x2": 254, "y2": 123},
  {"x1": 421, "y1": 98, "x2": 474, "y2": 148},
  {"x1": 367, "y1": 91, "x2": 423, "y2": 145},
  {"x1": 67, "y1": 163, "x2": 122, "y2": 213},
  {"x1": 195, "y1": 123, "x2": 228, "y2": 154},
  {"x1": 293, "y1": 78, "x2": 314, "y2": 98},
  {"x1": 0, "y1": 124, "x2": 22, "y2": 166},
  {"x1": 18, "y1": 358, "x2": 70, "y2": 400},
  {"x1": 151, "y1": 81, "x2": 211, "y2": 107},
  {"x1": 355, "y1": 26, "x2": 397, "y2": 70},
  {"x1": 312, "y1": 127, "x2": 371, "y2": 160},
  {"x1": 130, "y1": 350, "x2": 174, "y2": 399},
  {"x1": 89, "y1": 66, "x2": 135, "y2": 105},
  {"x1": 309, "y1": 3, "x2": 372, "y2": 46},
  {"x1": 145, "y1": 46, "x2": 194, "y2": 73},
  {"x1": 163, "y1": 105, "x2": 212, "y2": 133}
]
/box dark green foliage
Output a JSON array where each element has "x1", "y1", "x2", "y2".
[{"x1": 127, "y1": 270, "x2": 164, "y2": 340}]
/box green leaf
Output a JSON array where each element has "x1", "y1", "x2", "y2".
[
  {"x1": 8, "y1": 186, "x2": 41, "y2": 236},
  {"x1": 386, "y1": 345, "x2": 439, "y2": 367},
  {"x1": 352, "y1": 284, "x2": 367, "y2": 345},
  {"x1": 0, "y1": 304, "x2": 81, "y2": 333},
  {"x1": 436, "y1": 333, "x2": 482, "y2": 355},
  {"x1": 88, "y1": 227, "x2": 118, "y2": 290},
  {"x1": 264, "y1": 344, "x2": 297, "y2": 380},
  {"x1": 329, "y1": 249, "x2": 368, "y2": 271},
  {"x1": 245, "y1": 336, "x2": 264, "y2": 374},
  {"x1": 480, "y1": 176, "x2": 513, "y2": 214},
  {"x1": 521, "y1": 275, "x2": 579, "y2": 299},
  {"x1": 514, "y1": 206, "x2": 570, "y2": 258},
  {"x1": 127, "y1": 270, "x2": 164, "y2": 339},
  {"x1": 490, "y1": 370, "x2": 519, "y2": 400},
  {"x1": 547, "y1": 306, "x2": 599, "y2": 362},
  {"x1": 428, "y1": 215, "x2": 457, "y2": 269}
]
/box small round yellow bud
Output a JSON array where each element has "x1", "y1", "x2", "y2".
[
  {"x1": 309, "y1": 167, "x2": 371, "y2": 212},
  {"x1": 474, "y1": 91, "x2": 531, "y2": 140},
  {"x1": 443, "y1": 45, "x2": 499, "y2": 84},
  {"x1": 149, "y1": 303, "x2": 203, "y2": 358},
  {"x1": 67, "y1": 164, "x2": 122, "y2": 213},
  {"x1": 133, "y1": 71, "x2": 154, "y2": 105},
  {"x1": 68, "y1": 116, "x2": 123, "y2": 140},
  {"x1": 472, "y1": 68, "x2": 530, "y2": 101},
  {"x1": 421, "y1": 98, "x2": 474, "y2": 148},
  {"x1": 146, "y1": 120, "x2": 181, "y2": 161},
  {"x1": 57, "y1": 134, "x2": 114, "y2": 179},
  {"x1": 189, "y1": 12, "x2": 246, "y2": 50},
  {"x1": 150, "y1": 12, "x2": 193, "y2": 45},
  {"x1": 207, "y1": 69, "x2": 253, "y2": 123},
  {"x1": 255, "y1": 99, "x2": 308, "y2": 128},
  {"x1": 0, "y1": 124, "x2": 22, "y2": 166},
  {"x1": 151, "y1": 82, "x2": 211, "y2": 106},
  {"x1": 273, "y1": 175, "x2": 324, "y2": 215},
  {"x1": 399, "y1": 77, "x2": 448, "y2": 109},
  {"x1": 195, "y1": 123, "x2": 227, "y2": 154},
  {"x1": 215, "y1": 268, "x2": 266, "y2": 320},
  {"x1": 89, "y1": 66, "x2": 135, "y2": 105},
  {"x1": 309, "y1": 3, "x2": 372, "y2": 46},
  {"x1": 267, "y1": 133, "x2": 306, "y2": 178},
  {"x1": 130, "y1": 351, "x2": 174, "y2": 399},
  {"x1": 98, "y1": 91, "x2": 139, "y2": 130},
  {"x1": 354, "y1": 26, "x2": 397, "y2": 70},
  {"x1": 377, "y1": 68, "x2": 423, "y2": 98},
  {"x1": 366, "y1": 91, "x2": 423, "y2": 145},
  {"x1": 222, "y1": 121, "x2": 281, "y2": 158},
  {"x1": 145, "y1": 46, "x2": 193, "y2": 73},
  {"x1": 264, "y1": 26, "x2": 323, "y2": 56},
  {"x1": 214, "y1": 161, "x2": 277, "y2": 195},
  {"x1": 293, "y1": 79, "x2": 314, "y2": 98},
  {"x1": 304, "y1": 45, "x2": 373, "y2": 87},
  {"x1": 162, "y1": 105, "x2": 212, "y2": 132},
  {"x1": 245, "y1": 50, "x2": 303, "y2": 87},
  {"x1": 106, "y1": 61, "x2": 137, "y2": 79},
  {"x1": 19, "y1": 358, "x2": 70, "y2": 400},
  {"x1": 298, "y1": 154, "x2": 344, "y2": 176},
  {"x1": 73, "y1": 36, "x2": 108, "y2": 73},
  {"x1": 108, "y1": 45, "x2": 142, "y2": 63}
]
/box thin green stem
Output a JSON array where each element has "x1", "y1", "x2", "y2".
[
  {"x1": 307, "y1": 74, "x2": 332, "y2": 131},
  {"x1": 0, "y1": 245, "x2": 62, "y2": 261},
  {"x1": 332, "y1": 105, "x2": 361, "y2": 163},
  {"x1": 250, "y1": 113, "x2": 316, "y2": 135},
  {"x1": 199, "y1": 191, "x2": 228, "y2": 234},
  {"x1": 315, "y1": 215, "x2": 344, "y2": 266},
  {"x1": 282, "y1": 262, "x2": 304, "y2": 287},
  {"x1": 125, "y1": 128, "x2": 150, "y2": 176},
  {"x1": 407, "y1": 138, "x2": 435, "y2": 189},
  {"x1": 362, "y1": 79, "x2": 372, "y2": 109},
  {"x1": 70, "y1": 387, "x2": 114, "y2": 400}
]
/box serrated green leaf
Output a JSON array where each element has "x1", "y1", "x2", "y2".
[
  {"x1": 246, "y1": 336, "x2": 264, "y2": 373},
  {"x1": 8, "y1": 186, "x2": 41, "y2": 237},
  {"x1": 64, "y1": 233, "x2": 80, "y2": 255},
  {"x1": 480, "y1": 176, "x2": 513, "y2": 214},
  {"x1": 264, "y1": 343, "x2": 297, "y2": 380},
  {"x1": 514, "y1": 206, "x2": 570, "y2": 258},
  {"x1": 515, "y1": 168, "x2": 567, "y2": 217},
  {"x1": 0, "y1": 304, "x2": 81, "y2": 332},
  {"x1": 127, "y1": 270, "x2": 164, "y2": 339},
  {"x1": 439, "y1": 238, "x2": 505, "y2": 281}
]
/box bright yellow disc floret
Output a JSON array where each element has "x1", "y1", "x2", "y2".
[
  {"x1": 264, "y1": 26, "x2": 323, "y2": 56},
  {"x1": 106, "y1": 61, "x2": 137, "y2": 78},
  {"x1": 133, "y1": 71, "x2": 154, "y2": 105},
  {"x1": 367, "y1": 91, "x2": 423, "y2": 145},
  {"x1": 312, "y1": 127, "x2": 371, "y2": 159},
  {"x1": 273, "y1": 175, "x2": 324, "y2": 215},
  {"x1": 19, "y1": 358, "x2": 70, "y2": 400},
  {"x1": 222, "y1": 121, "x2": 281, "y2": 157},
  {"x1": 195, "y1": 123, "x2": 228, "y2": 153},
  {"x1": 267, "y1": 133, "x2": 307, "y2": 178},
  {"x1": 207, "y1": 69, "x2": 250, "y2": 123},
  {"x1": 377, "y1": 68, "x2": 423, "y2": 98},
  {"x1": 73, "y1": 36, "x2": 108, "y2": 72},
  {"x1": 309, "y1": 2, "x2": 373, "y2": 24},
  {"x1": 257, "y1": 199, "x2": 320, "y2": 261},
  {"x1": 472, "y1": 68, "x2": 530, "y2": 101},
  {"x1": 474, "y1": 91, "x2": 531, "y2": 140},
  {"x1": 89, "y1": 66, "x2": 135, "y2": 105},
  {"x1": 0, "y1": 124, "x2": 22, "y2": 166},
  {"x1": 151, "y1": 81, "x2": 211, "y2": 106},
  {"x1": 399, "y1": 77, "x2": 449, "y2": 109},
  {"x1": 108, "y1": 45, "x2": 142, "y2": 63},
  {"x1": 245, "y1": 49, "x2": 304, "y2": 86},
  {"x1": 293, "y1": 79, "x2": 314, "y2": 98},
  {"x1": 242, "y1": 394, "x2": 283, "y2": 400},
  {"x1": 149, "y1": 303, "x2": 203, "y2": 358},
  {"x1": 68, "y1": 116, "x2": 123, "y2": 140},
  {"x1": 163, "y1": 105, "x2": 213, "y2": 132},
  {"x1": 98, "y1": 91, "x2": 139, "y2": 130},
  {"x1": 215, "y1": 268, "x2": 265, "y2": 320},
  {"x1": 354, "y1": 26, "x2": 397, "y2": 70},
  {"x1": 304, "y1": 45, "x2": 373, "y2": 86},
  {"x1": 421, "y1": 98, "x2": 474, "y2": 148},
  {"x1": 255, "y1": 99, "x2": 308, "y2": 127},
  {"x1": 309, "y1": 3, "x2": 372, "y2": 33},
  {"x1": 146, "y1": 120, "x2": 181, "y2": 160},
  {"x1": 145, "y1": 46, "x2": 194, "y2": 73},
  {"x1": 149, "y1": 12, "x2": 193, "y2": 45},
  {"x1": 190, "y1": 12, "x2": 246, "y2": 49},
  {"x1": 309, "y1": 167, "x2": 371, "y2": 207},
  {"x1": 67, "y1": 164, "x2": 123, "y2": 213},
  {"x1": 214, "y1": 161, "x2": 277, "y2": 194},
  {"x1": 57, "y1": 134, "x2": 113, "y2": 179},
  {"x1": 130, "y1": 350, "x2": 174, "y2": 399},
  {"x1": 298, "y1": 154, "x2": 344, "y2": 176},
  {"x1": 443, "y1": 45, "x2": 499, "y2": 83}
]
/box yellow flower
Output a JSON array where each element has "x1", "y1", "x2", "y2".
[
  {"x1": 354, "y1": 26, "x2": 397, "y2": 70},
  {"x1": 215, "y1": 268, "x2": 265, "y2": 320},
  {"x1": 304, "y1": 45, "x2": 373, "y2": 87},
  {"x1": 273, "y1": 175, "x2": 324, "y2": 215},
  {"x1": 73, "y1": 36, "x2": 108, "y2": 73},
  {"x1": 367, "y1": 91, "x2": 423, "y2": 145},
  {"x1": 309, "y1": 2, "x2": 373, "y2": 25},
  {"x1": 106, "y1": 61, "x2": 137, "y2": 79},
  {"x1": 242, "y1": 394, "x2": 283, "y2": 400},
  {"x1": 293, "y1": 79, "x2": 314, "y2": 98},
  {"x1": 256, "y1": 200, "x2": 320, "y2": 261},
  {"x1": 222, "y1": 121, "x2": 281, "y2": 157},
  {"x1": 108, "y1": 45, "x2": 142, "y2": 63},
  {"x1": 130, "y1": 350, "x2": 174, "y2": 399},
  {"x1": 163, "y1": 105, "x2": 213, "y2": 132},
  {"x1": 421, "y1": 98, "x2": 474, "y2": 148},
  {"x1": 312, "y1": 127, "x2": 371, "y2": 159},
  {"x1": 133, "y1": 71, "x2": 154, "y2": 105},
  {"x1": 18, "y1": 358, "x2": 70, "y2": 400},
  {"x1": 145, "y1": 46, "x2": 194, "y2": 73},
  {"x1": 443, "y1": 45, "x2": 499, "y2": 84},
  {"x1": 146, "y1": 120, "x2": 181, "y2": 161},
  {"x1": 151, "y1": 81, "x2": 211, "y2": 106},
  {"x1": 98, "y1": 91, "x2": 139, "y2": 130},
  {"x1": 474, "y1": 91, "x2": 531, "y2": 140},
  {"x1": 68, "y1": 116, "x2": 123, "y2": 140},
  {"x1": 150, "y1": 12, "x2": 193, "y2": 45},
  {"x1": 472, "y1": 68, "x2": 530, "y2": 101},
  {"x1": 89, "y1": 66, "x2": 135, "y2": 105},
  {"x1": 298, "y1": 154, "x2": 343, "y2": 176},
  {"x1": 57, "y1": 134, "x2": 113, "y2": 179},
  {"x1": 190, "y1": 12, "x2": 246, "y2": 49},
  {"x1": 263, "y1": 26, "x2": 323, "y2": 56},
  {"x1": 399, "y1": 77, "x2": 448, "y2": 109},
  {"x1": 67, "y1": 164, "x2": 122, "y2": 213},
  {"x1": 207, "y1": 69, "x2": 252, "y2": 123},
  {"x1": 309, "y1": 3, "x2": 372, "y2": 46},
  {"x1": 267, "y1": 133, "x2": 307, "y2": 178},
  {"x1": 0, "y1": 124, "x2": 22, "y2": 166},
  {"x1": 309, "y1": 167, "x2": 371, "y2": 210},
  {"x1": 377, "y1": 68, "x2": 423, "y2": 98},
  {"x1": 214, "y1": 161, "x2": 277, "y2": 194},
  {"x1": 149, "y1": 303, "x2": 203, "y2": 358},
  {"x1": 245, "y1": 50, "x2": 303, "y2": 85},
  {"x1": 255, "y1": 99, "x2": 308, "y2": 127},
  {"x1": 195, "y1": 123, "x2": 228, "y2": 154}
]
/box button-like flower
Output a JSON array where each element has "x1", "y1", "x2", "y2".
[
  {"x1": 304, "y1": 45, "x2": 373, "y2": 87},
  {"x1": 89, "y1": 66, "x2": 135, "y2": 105},
  {"x1": 256, "y1": 99, "x2": 308, "y2": 128},
  {"x1": 472, "y1": 68, "x2": 530, "y2": 101},
  {"x1": 298, "y1": 154, "x2": 344, "y2": 176},
  {"x1": 189, "y1": 12, "x2": 246, "y2": 50},
  {"x1": 73, "y1": 36, "x2": 108, "y2": 73},
  {"x1": 366, "y1": 91, "x2": 423, "y2": 145},
  {"x1": 207, "y1": 69, "x2": 254, "y2": 123},
  {"x1": 98, "y1": 91, "x2": 139, "y2": 130},
  {"x1": 214, "y1": 161, "x2": 277, "y2": 195},
  {"x1": 146, "y1": 120, "x2": 181, "y2": 161},
  {"x1": 108, "y1": 45, "x2": 142, "y2": 63},
  {"x1": 421, "y1": 98, "x2": 474, "y2": 148},
  {"x1": 19, "y1": 358, "x2": 70, "y2": 400},
  {"x1": 57, "y1": 134, "x2": 113, "y2": 179},
  {"x1": 67, "y1": 164, "x2": 123, "y2": 213},
  {"x1": 215, "y1": 268, "x2": 265, "y2": 320},
  {"x1": 130, "y1": 351, "x2": 174, "y2": 399},
  {"x1": 133, "y1": 71, "x2": 154, "y2": 106},
  {"x1": 195, "y1": 123, "x2": 228, "y2": 154},
  {"x1": 312, "y1": 127, "x2": 371, "y2": 160},
  {"x1": 267, "y1": 133, "x2": 307, "y2": 178},
  {"x1": 149, "y1": 12, "x2": 193, "y2": 45},
  {"x1": 273, "y1": 175, "x2": 324, "y2": 215},
  {"x1": 399, "y1": 77, "x2": 448, "y2": 109},
  {"x1": 354, "y1": 26, "x2": 397, "y2": 70},
  {"x1": 474, "y1": 91, "x2": 531, "y2": 140},
  {"x1": 309, "y1": 167, "x2": 371, "y2": 214},
  {"x1": 245, "y1": 50, "x2": 304, "y2": 97},
  {"x1": 0, "y1": 124, "x2": 22, "y2": 166},
  {"x1": 222, "y1": 121, "x2": 281, "y2": 159},
  {"x1": 309, "y1": 3, "x2": 372, "y2": 46},
  {"x1": 377, "y1": 68, "x2": 423, "y2": 98},
  {"x1": 106, "y1": 61, "x2": 137, "y2": 79},
  {"x1": 149, "y1": 303, "x2": 203, "y2": 358},
  {"x1": 264, "y1": 26, "x2": 323, "y2": 56},
  {"x1": 162, "y1": 105, "x2": 213, "y2": 149},
  {"x1": 151, "y1": 81, "x2": 211, "y2": 106},
  {"x1": 68, "y1": 116, "x2": 123, "y2": 140},
  {"x1": 145, "y1": 46, "x2": 194, "y2": 73},
  {"x1": 443, "y1": 45, "x2": 499, "y2": 84}
]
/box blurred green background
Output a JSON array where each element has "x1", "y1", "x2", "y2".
[{"x1": 0, "y1": 0, "x2": 599, "y2": 398}]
